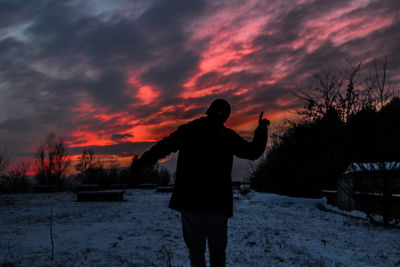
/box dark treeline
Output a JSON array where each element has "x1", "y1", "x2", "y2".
[
  {"x1": 0, "y1": 134, "x2": 172, "y2": 193},
  {"x1": 70, "y1": 149, "x2": 171, "y2": 188},
  {"x1": 74, "y1": 149, "x2": 126, "y2": 186},
  {"x1": 73, "y1": 150, "x2": 171, "y2": 187},
  {"x1": 250, "y1": 59, "x2": 400, "y2": 197},
  {"x1": 0, "y1": 149, "x2": 31, "y2": 193}
]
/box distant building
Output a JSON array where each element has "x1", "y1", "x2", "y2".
[{"x1": 337, "y1": 162, "x2": 400, "y2": 216}]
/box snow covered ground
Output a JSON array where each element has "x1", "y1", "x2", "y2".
[{"x1": 1, "y1": 189, "x2": 399, "y2": 266}]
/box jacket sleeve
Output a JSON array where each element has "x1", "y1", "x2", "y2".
[
  {"x1": 138, "y1": 125, "x2": 185, "y2": 167},
  {"x1": 231, "y1": 124, "x2": 268, "y2": 160}
]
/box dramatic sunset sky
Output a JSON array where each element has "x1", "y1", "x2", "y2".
[{"x1": 0, "y1": 0, "x2": 399, "y2": 174}]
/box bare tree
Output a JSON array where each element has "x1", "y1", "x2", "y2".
[
  {"x1": 108, "y1": 156, "x2": 120, "y2": 184},
  {"x1": 75, "y1": 149, "x2": 105, "y2": 184},
  {"x1": 7, "y1": 160, "x2": 30, "y2": 179},
  {"x1": 294, "y1": 61, "x2": 365, "y2": 123},
  {"x1": 0, "y1": 149, "x2": 10, "y2": 175},
  {"x1": 36, "y1": 144, "x2": 46, "y2": 181},
  {"x1": 75, "y1": 149, "x2": 96, "y2": 174},
  {"x1": 337, "y1": 61, "x2": 364, "y2": 122},
  {"x1": 294, "y1": 69, "x2": 343, "y2": 121},
  {"x1": 5, "y1": 160, "x2": 31, "y2": 192},
  {"x1": 35, "y1": 132, "x2": 70, "y2": 186},
  {"x1": 54, "y1": 137, "x2": 69, "y2": 180},
  {"x1": 369, "y1": 57, "x2": 393, "y2": 110}
]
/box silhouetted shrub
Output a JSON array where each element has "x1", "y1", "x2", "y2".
[
  {"x1": 250, "y1": 59, "x2": 399, "y2": 198},
  {"x1": 0, "y1": 161, "x2": 31, "y2": 193},
  {"x1": 129, "y1": 155, "x2": 171, "y2": 187}
]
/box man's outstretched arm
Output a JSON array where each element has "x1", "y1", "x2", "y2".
[
  {"x1": 132, "y1": 125, "x2": 184, "y2": 173},
  {"x1": 232, "y1": 112, "x2": 269, "y2": 160}
]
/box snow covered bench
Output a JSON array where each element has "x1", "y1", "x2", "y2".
[
  {"x1": 156, "y1": 186, "x2": 174, "y2": 193},
  {"x1": 33, "y1": 185, "x2": 57, "y2": 193},
  {"x1": 73, "y1": 184, "x2": 100, "y2": 192},
  {"x1": 110, "y1": 184, "x2": 128, "y2": 189},
  {"x1": 140, "y1": 183, "x2": 158, "y2": 189},
  {"x1": 77, "y1": 190, "x2": 125, "y2": 202}
]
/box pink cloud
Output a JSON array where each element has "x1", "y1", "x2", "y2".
[{"x1": 128, "y1": 72, "x2": 161, "y2": 105}]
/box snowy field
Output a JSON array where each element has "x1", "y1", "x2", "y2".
[{"x1": 1, "y1": 189, "x2": 399, "y2": 266}]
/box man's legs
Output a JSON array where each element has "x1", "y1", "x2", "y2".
[
  {"x1": 181, "y1": 211, "x2": 227, "y2": 267},
  {"x1": 181, "y1": 211, "x2": 207, "y2": 267},
  {"x1": 204, "y1": 213, "x2": 227, "y2": 267}
]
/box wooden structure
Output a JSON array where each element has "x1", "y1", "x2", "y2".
[{"x1": 334, "y1": 162, "x2": 400, "y2": 216}]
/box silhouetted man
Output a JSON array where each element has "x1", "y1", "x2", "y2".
[{"x1": 132, "y1": 99, "x2": 269, "y2": 267}]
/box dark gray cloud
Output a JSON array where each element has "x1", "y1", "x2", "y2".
[
  {"x1": 69, "y1": 141, "x2": 154, "y2": 156},
  {"x1": 194, "y1": 70, "x2": 264, "y2": 91},
  {"x1": 111, "y1": 133, "x2": 133, "y2": 141},
  {"x1": 140, "y1": 50, "x2": 200, "y2": 99},
  {"x1": 0, "y1": 0, "x2": 45, "y2": 30},
  {"x1": 86, "y1": 70, "x2": 132, "y2": 110}
]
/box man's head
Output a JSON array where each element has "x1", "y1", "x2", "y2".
[{"x1": 206, "y1": 99, "x2": 231, "y2": 123}]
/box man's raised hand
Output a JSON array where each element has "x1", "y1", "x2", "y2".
[{"x1": 258, "y1": 111, "x2": 270, "y2": 128}]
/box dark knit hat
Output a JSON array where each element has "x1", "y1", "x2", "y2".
[{"x1": 206, "y1": 99, "x2": 231, "y2": 123}]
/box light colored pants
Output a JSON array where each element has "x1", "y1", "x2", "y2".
[{"x1": 181, "y1": 211, "x2": 227, "y2": 267}]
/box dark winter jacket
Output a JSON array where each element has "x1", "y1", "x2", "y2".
[{"x1": 139, "y1": 116, "x2": 268, "y2": 217}]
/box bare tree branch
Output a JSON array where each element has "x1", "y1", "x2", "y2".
[
  {"x1": 0, "y1": 149, "x2": 10, "y2": 174},
  {"x1": 35, "y1": 132, "x2": 70, "y2": 185}
]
